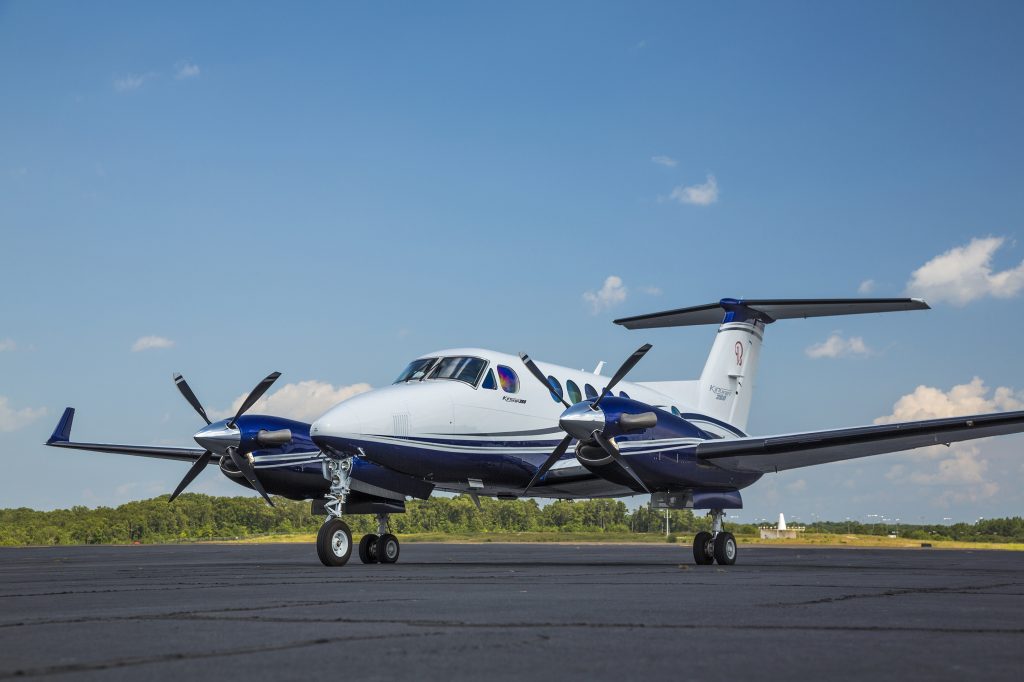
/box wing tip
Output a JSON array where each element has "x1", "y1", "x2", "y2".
[{"x1": 46, "y1": 407, "x2": 75, "y2": 444}]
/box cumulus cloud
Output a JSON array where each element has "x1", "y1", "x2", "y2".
[
  {"x1": 906, "y1": 236, "x2": 1024, "y2": 306},
  {"x1": 875, "y1": 377, "x2": 1023, "y2": 495},
  {"x1": 114, "y1": 72, "x2": 155, "y2": 92},
  {"x1": 215, "y1": 380, "x2": 372, "y2": 423},
  {"x1": 0, "y1": 396, "x2": 46, "y2": 432},
  {"x1": 805, "y1": 333, "x2": 870, "y2": 359},
  {"x1": 583, "y1": 276, "x2": 627, "y2": 314},
  {"x1": 131, "y1": 336, "x2": 175, "y2": 352},
  {"x1": 0, "y1": 338, "x2": 15, "y2": 352},
  {"x1": 858, "y1": 279, "x2": 876, "y2": 294},
  {"x1": 651, "y1": 155, "x2": 677, "y2": 167},
  {"x1": 175, "y1": 61, "x2": 200, "y2": 79},
  {"x1": 668, "y1": 174, "x2": 718, "y2": 206}
]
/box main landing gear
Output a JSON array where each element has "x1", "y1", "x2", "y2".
[
  {"x1": 316, "y1": 456, "x2": 401, "y2": 567},
  {"x1": 693, "y1": 508, "x2": 737, "y2": 566}
]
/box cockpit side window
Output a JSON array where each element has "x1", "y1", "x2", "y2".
[
  {"x1": 496, "y1": 365, "x2": 520, "y2": 393},
  {"x1": 428, "y1": 356, "x2": 488, "y2": 386},
  {"x1": 482, "y1": 368, "x2": 497, "y2": 390},
  {"x1": 395, "y1": 358, "x2": 438, "y2": 383}
]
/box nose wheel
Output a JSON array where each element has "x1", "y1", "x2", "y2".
[
  {"x1": 693, "y1": 509, "x2": 737, "y2": 566},
  {"x1": 317, "y1": 519, "x2": 353, "y2": 566}
]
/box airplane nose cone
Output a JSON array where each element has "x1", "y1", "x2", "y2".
[
  {"x1": 193, "y1": 421, "x2": 241, "y2": 453},
  {"x1": 559, "y1": 402, "x2": 605, "y2": 441},
  {"x1": 310, "y1": 402, "x2": 365, "y2": 457}
]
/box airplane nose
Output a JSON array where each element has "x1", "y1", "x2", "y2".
[
  {"x1": 559, "y1": 402, "x2": 605, "y2": 441},
  {"x1": 311, "y1": 402, "x2": 364, "y2": 441},
  {"x1": 193, "y1": 421, "x2": 241, "y2": 453}
]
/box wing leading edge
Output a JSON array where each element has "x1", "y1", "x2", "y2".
[
  {"x1": 696, "y1": 409, "x2": 1024, "y2": 474},
  {"x1": 45, "y1": 407, "x2": 208, "y2": 462}
]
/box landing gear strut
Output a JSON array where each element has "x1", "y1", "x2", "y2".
[
  {"x1": 317, "y1": 457, "x2": 354, "y2": 567},
  {"x1": 693, "y1": 509, "x2": 737, "y2": 566}
]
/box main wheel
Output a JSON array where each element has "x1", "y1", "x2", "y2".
[
  {"x1": 376, "y1": 533, "x2": 400, "y2": 564},
  {"x1": 713, "y1": 531, "x2": 737, "y2": 566},
  {"x1": 359, "y1": 533, "x2": 379, "y2": 564},
  {"x1": 693, "y1": 531, "x2": 714, "y2": 565},
  {"x1": 317, "y1": 519, "x2": 352, "y2": 567}
]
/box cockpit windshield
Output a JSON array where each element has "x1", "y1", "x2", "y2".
[
  {"x1": 428, "y1": 356, "x2": 487, "y2": 386},
  {"x1": 394, "y1": 358, "x2": 438, "y2": 383}
]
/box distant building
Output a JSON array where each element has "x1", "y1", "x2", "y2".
[{"x1": 759, "y1": 513, "x2": 804, "y2": 539}]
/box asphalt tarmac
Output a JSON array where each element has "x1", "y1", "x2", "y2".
[{"x1": 1, "y1": 542, "x2": 1022, "y2": 680}]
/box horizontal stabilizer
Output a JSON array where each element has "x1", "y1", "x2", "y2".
[
  {"x1": 697, "y1": 409, "x2": 1024, "y2": 474},
  {"x1": 614, "y1": 298, "x2": 929, "y2": 329}
]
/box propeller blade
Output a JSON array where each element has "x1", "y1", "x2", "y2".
[
  {"x1": 174, "y1": 373, "x2": 211, "y2": 425},
  {"x1": 523, "y1": 434, "x2": 573, "y2": 494},
  {"x1": 168, "y1": 450, "x2": 213, "y2": 502},
  {"x1": 227, "y1": 371, "x2": 281, "y2": 428},
  {"x1": 519, "y1": 353, "x2": 571, "y2": 408},
  {"x1": 593, "y1": 431, "x2": 650, "y2": 493},
  {"x1": 227, "y1": 446, "x2": 275, "y2": 506},
  {"x1": 594, "y1": 343, "x2": 653, "y2": 408}
]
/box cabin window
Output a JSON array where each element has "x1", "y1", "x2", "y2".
[
  {"x1": 584, "y1": 384, "x2": 597, "y2": 400},
  {"x1": 566, "y1": 380, "x2": 582, "y2": 404},
  {"x1": 496, "y1": 365, "x2": 520, "y2": 393},
  {"x1": 394, "y1": 357, "x2": 438, "y2": 383},
  {"x1": 618, "y1": 391, "x2": 630, "y2": 399},
  {"x1": 671, "y1": 406, "x2": 681, "y2": 417},
  {"x1": 428, "y1": 356, "x2": 487, "y2": 386},
  {"x1": 482, "y1": 369, "x2": 497, "y2": 390},
  {"x1": 546, "y1": 375, "x2": 563, "y2": 403}
]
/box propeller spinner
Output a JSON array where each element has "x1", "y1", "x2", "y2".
[{"x1": 520, "y1": 344, "x2": 655, "y2": 494}]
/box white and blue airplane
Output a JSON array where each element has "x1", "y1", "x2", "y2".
[{"x1": 48, "y1": 298, "x2": 1024, "y2": 567}]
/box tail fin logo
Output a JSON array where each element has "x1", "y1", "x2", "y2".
[{"x1": 734, "y1": 341, "x2": 744, "y2": 366}]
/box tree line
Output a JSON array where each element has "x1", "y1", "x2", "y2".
[{"x1": 0, "y1": 494, "x2": 1020, "y2": 545}]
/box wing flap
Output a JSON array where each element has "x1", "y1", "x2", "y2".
[{"x1": 696, "y1": 410, "x2": 1024, "y2": 473}]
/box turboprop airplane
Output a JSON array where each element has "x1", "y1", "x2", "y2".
[{"x1": 308, "y1": 298, "x2": 1024, "y2": 567}]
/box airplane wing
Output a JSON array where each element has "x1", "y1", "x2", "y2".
[
  {"x1": 45, "y1": 408, "x2": 208, "y2": 462},
  {"x1": 696, "y1": 409, "x2": 1024, "y2": 474}
]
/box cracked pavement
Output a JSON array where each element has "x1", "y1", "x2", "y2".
[{"x1": 1, "y1": 543, "x2": 1021, "y2": 680}]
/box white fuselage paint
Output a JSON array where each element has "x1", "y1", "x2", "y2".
[{"x1": 311, "y1": 347, "x2": 742, "y2": 498}]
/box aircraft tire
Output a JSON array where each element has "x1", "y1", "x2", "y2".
[
  {"x1": 693, "y1": 531, "x2": 714, "y2": 565},
  {"x1": 317, "y1": 519, "x2": 352, "y2": 567},
  {"x1": 377, "y1": 533, "x2": 400, "y2": 564},
  {"x1": 359, "y1": 533, "x2": 379, "y2": 564},
  {"x1": 713, "y1": 532, "x2": 737, "y2": 566}
]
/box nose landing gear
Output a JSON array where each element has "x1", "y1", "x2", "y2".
[
  {"x1": 693, "y1": 509, "x2": 737, "y2": 566},
  {"x1": 317, "y1": 457, "x2": 402, "y2": 567}
]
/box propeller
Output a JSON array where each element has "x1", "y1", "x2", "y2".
[
  {"x1": 520, "y1": 344, "x2": 655, "y2": 494},
  {"x1": 167, "y1": 371, "x2": 282, "y2": 505}
]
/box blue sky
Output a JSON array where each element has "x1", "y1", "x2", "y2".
[{"x1": 2, "y1": 1, "x2": 1023, "y2": 523}]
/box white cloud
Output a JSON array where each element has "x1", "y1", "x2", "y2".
[
  {"x1": 858, "y1": 279, "x2": 876, "y2": 294},
  {"x1": 583, "y1": 276, "x2": 627, "y2": 314},
  {"x1": 0, "y1": 339, "x2": 15, "y2": 352},
  {"x1": 131, "y1": 336, "x2": 175, "y2": 352},
  {"x1": 906, "y1": 236, "x2": 1024, "y2": 306},
  {"x1": 175, "y1": 61, "x2": 200, "y2": 80},
  {"x1": 651, "y1": 155, "x2": 677, "y2": 167},
  {"x1": 215, "y1": 380, "x2": 372, "y2": 423},
  {"x1": 114, "y1": 72, "x2": 155, "y2": 92},
  {"x1": 668, "y1": 174, "x2": 718, "y2": 206},
  {"x1": 0, "y1": 396, "x2": 46, "y2": 432},
  {"x1": 786, "y1": 479, "x2": 807, "y2": 494},
  {"x1": 875, "y1": 377, "x2": 1023, "y2": 494},
  {"x1": 640, "y1": 285, "x2": 662, "y2": 296},
  {"x1": 805, "y1": 333, "x2": 870, "y2": 359}
]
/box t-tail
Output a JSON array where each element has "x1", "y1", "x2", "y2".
[{"x1": 614, "y1": 298, "x2": 930, "y2": 432}]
